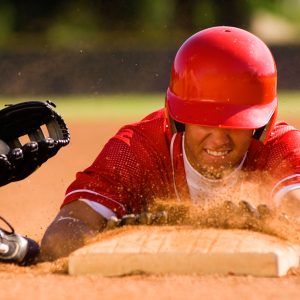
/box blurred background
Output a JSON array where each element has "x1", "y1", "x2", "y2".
[
  {"x1": 0, "y1": 0, "x2": 299, "y2": 96},
  {"x1": 0, "y1": 0, "x2": 299, "y2": 240}
]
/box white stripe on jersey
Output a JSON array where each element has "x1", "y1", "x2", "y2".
[
  {"x1": 65, "y1": 189, "x2": 126, "y2": 211},
  {"x1": 170, "y1": 133, "x2": 181, "y2": 202},
  {"x1": 79, "y1": 199, "x2": 116, "y2": 219}
]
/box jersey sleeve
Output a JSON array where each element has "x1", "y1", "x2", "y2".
[
  {"x1": 268, "y1": 124, "x2": 300, "y2": 205},
  {"x1": 62, "y1": 122, "x2": 172, "y2": 217}
]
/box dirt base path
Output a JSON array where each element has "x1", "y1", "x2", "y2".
[{"x1": 0, "y1": 120, "x2": 300, "y2": 300}]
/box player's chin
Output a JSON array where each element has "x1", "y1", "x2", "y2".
[{"x1": 201, "y1": 159, "x2": 238, "y2": 178}]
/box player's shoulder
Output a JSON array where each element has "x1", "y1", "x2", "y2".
[
  {"x1": 245, "y1": 121, "x2": 299, "y2": 172},
  {"x1": 140, "y1": 108, "x2": 166, "y2": 122},
  {"x1": 112, "y1": 108, "x2": 170, "y2": 146},
  {"x1": 117, "y1": 108, "x2": 167, "y2": 136},
  {"x1": 268, "y1": 121, "x2": 299, "y2": 143}
]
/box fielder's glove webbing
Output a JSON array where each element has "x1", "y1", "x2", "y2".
[
  {"x1": 0, "y1": 100, "x2": 70, "y2": 186},
  {"x1": 0, "y1": 215, "x2": 40, "y2": 265}
]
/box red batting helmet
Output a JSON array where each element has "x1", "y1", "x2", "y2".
[{"x1": 166, "y1": 26, "x2": 277, "y2": 141}]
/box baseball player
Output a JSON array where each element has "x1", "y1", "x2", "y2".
[
  {"x1": 41, "y1": 26, "x2": 300, "y2": 260},
  {"x1": 0, "y1": 101, "x2": 70, "y2": 265}
]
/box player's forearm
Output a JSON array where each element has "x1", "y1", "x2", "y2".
[{"x1": 40, "y1": 218, "x2": 97, "y2": 261}]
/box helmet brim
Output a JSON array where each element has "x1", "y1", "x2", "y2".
[{"x1": 166, "y1": 89, "x2": 277, "y2": 129}]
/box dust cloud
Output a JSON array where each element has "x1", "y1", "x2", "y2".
[{"x1": 148, "y1": 198, "x2": 300, "y2": 244}]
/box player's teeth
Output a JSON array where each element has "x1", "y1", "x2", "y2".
[{"x1": 206, "y1": 149, "x2": 229, "y2": 156}]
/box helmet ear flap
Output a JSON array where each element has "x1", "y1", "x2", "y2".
[
  {"x1": 253, "y1": 125, "x2": 266, "y2": 141},
  {"x1": 165, "y1": 105, "x2": 185, "y2": 134},
  {"x1": 253, "y1": 108, "x2": 278, "y2": 144},
  {"x1": 169, "y1": 117, "x2": 185, "y2": 133}
]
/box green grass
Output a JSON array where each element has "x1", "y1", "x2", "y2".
[
  {"x1": 0, "y1": 93, "x2": 164, "y2": 122},
  {"x1": 0, "y1": 91, "x2": 298, "y2": 122},
  {"x1": 277, "y1": 91, "x2": 300, "y2": 121}
]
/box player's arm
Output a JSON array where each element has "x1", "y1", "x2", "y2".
[
  {"x1": 40, "y1": 200, "x2": 107, "y2": 261},
  {"x1": 41, "y1": 130, "x2": 156, "y2": 261}
]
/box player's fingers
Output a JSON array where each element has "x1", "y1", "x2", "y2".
[
  {"x1": 222, "y1": 200, "x2": 238, "y2": 213},
  {"x1": 152, "y1": 211, "x2": 168, "y2": 225},
  {"x1": 215, "y1": 201, "x2": 239, "y2": 229},
  {"x1": 119, "y1": 214, "x2": 138, "y2": 226},
  {"x1": 106, "y1": 216, "x2": 120, "y2": 230},
  {"x1": 257, "y1": 204, "x2": 273, "y2": 219},
  {"x1": 238, "y1": 201, "x2": 259, "y2": 217},
  {"x1": 138, "y1": 212, "x2": 153, "y2": 225}
]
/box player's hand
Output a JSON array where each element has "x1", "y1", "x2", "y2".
[
  {"x1": 202, "y1": 200, "x2": 276, "y2": 230},
  {"x1": 237, "y1": 201, "x2": 272, "y2": 229},
  {"x1": 0, "y1": 101, "x2": 70, "y2": 186},
  {"x1": 106, "y1": 211, "x2": 168, "y2": 230}
]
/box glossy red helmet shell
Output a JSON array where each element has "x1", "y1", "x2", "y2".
[{"x1": 166, "y1": 26, "x2": 277, "y2": 130}]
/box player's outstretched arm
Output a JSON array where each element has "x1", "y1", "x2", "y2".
[{"x1": 40, "y1": 200, "x2": 107, "y2": 261}]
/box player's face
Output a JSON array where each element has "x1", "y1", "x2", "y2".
[{"x1": 184, "y1": 124, "x2": 253, "y2": 179}]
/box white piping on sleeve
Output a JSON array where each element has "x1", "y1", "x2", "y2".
[
  {"x1": 271, "y1": 174, "x2": 300, "y2": 195},
  {"x1": 170, "y1": 133, "x2": 181, "y2": 201},
  {"x1": 79, "y1": 199, "x2": 116, "y2": 220},
  {"x1": 65, "y1": 189, "x2": 126, "y2": 211},
  {"x1": 273, "y1": 183, "x2": 300, "y2": 206}
]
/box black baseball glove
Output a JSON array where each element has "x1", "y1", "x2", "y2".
[{"x1": 0, "y1": 100, "x2": 70, "y2": 186}]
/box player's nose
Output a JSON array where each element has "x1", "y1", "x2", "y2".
[{"x1": 207, "y1": 128, "x2": 231, "y2": 147}]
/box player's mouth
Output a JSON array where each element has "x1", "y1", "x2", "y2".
[{"x1": 205, "y1": 149, "x2": 231, "y2": 157}]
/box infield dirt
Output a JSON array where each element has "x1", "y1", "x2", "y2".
[{"x1": 0, "y1": 119, "x2": 300, "y2": 300}]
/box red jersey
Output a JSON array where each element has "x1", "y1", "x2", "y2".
[{"x1": 63, "y1": 108, "x2": 300, "y2": 217}]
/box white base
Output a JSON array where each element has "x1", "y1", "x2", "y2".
[{"x1": 68, "y1": 227, "x2": 300, "y2": 277}]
